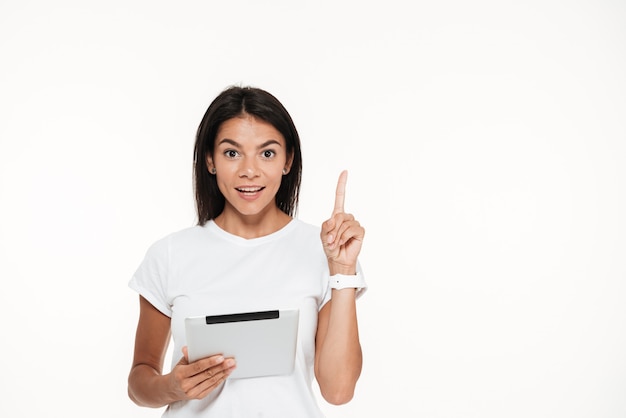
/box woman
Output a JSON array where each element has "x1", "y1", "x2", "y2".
[{"x1": 128, "y1": 85, "x2": 367, "y2": 417}]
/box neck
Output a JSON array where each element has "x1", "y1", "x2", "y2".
[{"x1": 214, "y1": 206, "x2": 292, "y2": 239}]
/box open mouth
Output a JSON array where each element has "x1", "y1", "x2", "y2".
[{"x1": 235, "y1": 186, "x2": 265, "y2": 194}]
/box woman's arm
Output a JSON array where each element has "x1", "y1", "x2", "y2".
[
  {"x1": 314, "y1": 288, "x2": 362, "y2": 405},
  {"x1": 128, "y1": 296, "x2": 235, "y2": 407},
  {"x1": 315, "y1": 171, "x2": 365, "y2": 405}
]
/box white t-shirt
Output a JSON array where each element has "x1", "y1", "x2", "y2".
[{"x1": 129, "y1": 219, "x2": 361, "y2": 417}]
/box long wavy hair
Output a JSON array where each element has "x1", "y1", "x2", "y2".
[{"x1": 193, "y1": 86, "x2": 303, "y2": 225}]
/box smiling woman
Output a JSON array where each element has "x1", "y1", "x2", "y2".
[{"x1": 126, "y1": 85, "x2": 368, "y2": 418}]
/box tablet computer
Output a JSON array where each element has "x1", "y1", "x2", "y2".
[{"x1": 185, "y1": 309, "x2": 299, "y2": 379}]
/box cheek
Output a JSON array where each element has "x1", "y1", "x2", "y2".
[
  {"x1": 270, "y1": 172, "x2": 286, "y2": 189},
  {"x1": 215, "y1": 177, "x2": 232, "y2": 197}
]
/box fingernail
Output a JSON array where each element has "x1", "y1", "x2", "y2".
[{"x1": 224, "y1": 359, "x2": 236, "y2": 368}]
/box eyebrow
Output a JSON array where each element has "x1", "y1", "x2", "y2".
[{"x1": 217, "y1": 138, "x2": 283, "y2": 149}]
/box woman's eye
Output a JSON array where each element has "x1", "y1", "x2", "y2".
[
  {"x1": 262, "y1": 150, "x2": 275, "y2": 158},
  {"x1": 225, "y1": 150, "x2": 238, "y2": 158}
]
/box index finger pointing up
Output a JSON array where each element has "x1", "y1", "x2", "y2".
[{"x1": 333, "y1": 170, "x2": 348, "y2": 215}]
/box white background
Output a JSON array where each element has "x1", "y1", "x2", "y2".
[{"x1": 1, "y1": 1, "x2": 625, "y2": 417}]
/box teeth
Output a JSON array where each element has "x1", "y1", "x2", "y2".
[{"x1": 237, "y1": 187, "x2": 262, "y2": 193}]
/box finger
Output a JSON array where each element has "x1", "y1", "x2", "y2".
[
  {"x1": 189, "y1": 354, "x2": 225, "y2": 377},
  {"x1": 193, "y1": 367, "x2": 234, "y2": 399},
  {"x1": 186, "y1": 371, "x2": 226, "y2": 400},
  {"x1": 190, "y1": 359, "x2": 236, "y2": 398},
  {"x1": 207, "y1": 358, "x2": 235, "y2": 376},
  {"x1": 332, "y1": 170, "x2": 348, "y2": 215},
  {"x1": 329, "y1": 216, "x2": 360, "y2": 248},
  {"x1": 184, "y1": 357, "x2": 231, "y2": 392}
]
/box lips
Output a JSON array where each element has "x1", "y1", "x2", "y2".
[{"x1": 235, "y1": 186, "x2": 265, "y2": 194}]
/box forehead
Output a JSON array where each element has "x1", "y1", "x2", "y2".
[{"x1": 216, "y1": 115, "x2": 285, "y2": 145}]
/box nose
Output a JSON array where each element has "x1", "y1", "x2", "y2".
[{"x1": 238, "y1": 158, "x2": 259, "y2": 178}]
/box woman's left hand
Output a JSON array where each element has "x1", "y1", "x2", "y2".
[{"x1": 321, "y1": 171, "x2": 365, "y2": 275}]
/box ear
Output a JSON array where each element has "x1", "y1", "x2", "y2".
[
  {"x1": 283, "y1": 152, "x2": 294, "y2": 175},
  {"x1": 206, "y1": 154, "x2": 216, "y2": 174}
]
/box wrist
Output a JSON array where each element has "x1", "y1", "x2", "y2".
[
  {"x1": 329, "y1": 272, "x2": 367, "y2": 293},
  {"x1": 328, "y1": 263, "x2": 356, "y2": 276}
]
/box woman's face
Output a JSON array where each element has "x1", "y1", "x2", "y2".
[{"x1": 207, "y1": 114, "x2": 292, "y2": 219}]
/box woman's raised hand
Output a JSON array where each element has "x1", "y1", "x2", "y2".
[{"x1": 320, "y1": 170, "x2": 365, "y2": 275}]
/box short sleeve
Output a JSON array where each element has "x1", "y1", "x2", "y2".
[{"x1": 128, "y1": 236, "x2": 172, "y2": 317}]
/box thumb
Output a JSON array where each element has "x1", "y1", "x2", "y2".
[{"x1": 178, "y1": 346, "x2": 190, "y2": 364}]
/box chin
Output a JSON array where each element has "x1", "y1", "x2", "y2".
[{"x1": 235, "y1": 204, "x2": 271, "y2": 217}]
